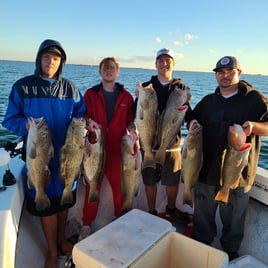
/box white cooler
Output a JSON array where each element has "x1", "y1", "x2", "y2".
[{"x1": 72, "y1": 209, "x2": 228, "y2": 268}]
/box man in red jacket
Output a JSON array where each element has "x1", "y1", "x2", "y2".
[{"x1": 80, "y1": 57, "x2": 137, "y2": 239}]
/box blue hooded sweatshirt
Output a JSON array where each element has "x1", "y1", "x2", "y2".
[{"x1": 2, "y1": 39, "x2": 86, "y2": 200}]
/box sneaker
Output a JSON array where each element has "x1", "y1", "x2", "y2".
[
  {"x1": 227, "y1": 252, "x2": 239, "y2": 261},
  {"x1": 148, "y1": 210, "x2": 158, "y2": 216},
  {"x1": 78, "y1": 225, "x2": 91, "y2": 241},
  {"x1": 165, "y1": 206, "x2": 189, "y2": 224}
]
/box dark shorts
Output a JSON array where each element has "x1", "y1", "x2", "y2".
[
  {"x1": 26, "y1": 190, "x2": 77, "y2": 217},
  {"x1": 142, "y1": 150, "x2": 181, "y2": 186}
]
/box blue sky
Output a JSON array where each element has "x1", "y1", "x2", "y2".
[{"x1": 1, "y1": 0, "x2": 268, "y2": 75}]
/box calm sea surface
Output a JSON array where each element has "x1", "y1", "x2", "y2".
[{"x1": 1, "y1": 60, "x2": 267, "y2": 169}]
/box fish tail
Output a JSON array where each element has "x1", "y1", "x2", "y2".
[
  {"x1": 44, "y1": 167, "x2": 51, "y2": 186},
  {"x1": 121, "y1": 200, "x2": 132, "y2": 215},
  {"x1": 59, "y1": 166, "x2": 67, "y2": 183},
  {"x1": 35, "y1": 195, "x2": 51, "y2": 211},
  {"x1": 155, "y1": 149, "x2": 166, "y2": 166},
  {"x1": 88, "y1": 193, "x2": 99, "y2": 203},
  {"x1": 60, "y1": 188, "x2": 73, "y2": 206},
  {"x1": 182, "y1": 190, "x2": 194, "y2": 208},
  {"x1": 27, "y1": 176, "x2": 34, "y2": 189},
  {"x1": 214, "y1": 189, "x2": 229, "y2": 203},
  {"x1": 134, "y1": 185, "x2": 139, "y2": 197},
  {"x1": 143, "y1": 162, "x2": 156, "y2": 169},
  {"x1": 88, "y1": 180, "x2": 100, "y2": 203},
  {"x1": 143, "y1": 151, "x2": 155, "y2": 168}
]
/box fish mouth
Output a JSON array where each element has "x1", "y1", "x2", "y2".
[
  {"x1": 188, "y1": 119, "x2": 202, "y2": 134},
  {"x1": 28, "y1": 117, "x2": 45, "y2": 128},
  {"x1": 177, "y1": 105, "x2": 188, "y2": 112},
  {"x1": 131, "y1": 142, "x2": 139, "y2": 156},
  {"x1": 239, "y1": 143, "x2": 251, "y2": 152},
  {"x1": 228, "y1": 124, "x2": 247, "y2": 149}
]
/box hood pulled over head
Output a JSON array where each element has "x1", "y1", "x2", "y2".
[{"x1": 35, "y1": 39, "x2": 67, "y2": 78}]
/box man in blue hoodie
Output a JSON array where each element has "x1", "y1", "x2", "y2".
[{"x1": 3, "y1": 39, "x2": 85, "y2": 268}]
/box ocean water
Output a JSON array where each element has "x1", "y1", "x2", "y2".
[{"x1": 0, "y1": 60, "x2": 267, "y2": 169}]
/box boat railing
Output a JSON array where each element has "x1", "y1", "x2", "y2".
[{"x1": 0, "y1": 138, "x2": 25, "y2": 268}]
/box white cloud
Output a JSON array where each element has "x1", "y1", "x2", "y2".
[
  {"x1": 184, "y1": 33, "x2": 198, "y2": 41},
  {"x1": 155, "y1": 37, "x2": 162, "y2": 43},
  {"x1": 175, "y1": 52, "x2": 184, "y2": 59},
  {"x1": 173, "y1": 41, "x2": 183, "y2": 46},
  {"x1": 209, "y1": 49, "x2": 216, "y2": 53},
  {"x1": 236, "y1": 49, "x2": 244, "y2": 54}
]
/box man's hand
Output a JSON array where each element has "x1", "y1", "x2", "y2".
[
  {"x1": 86, "y1": 118, "x2": 100, "y2": 132},
  {"x1": 242, "y1": 121, "x2": 253, "y2": 136}
]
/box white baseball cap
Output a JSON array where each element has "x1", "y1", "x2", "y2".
[{"x1": 156, "y1": 48, "x2": 175, "y2": 60}]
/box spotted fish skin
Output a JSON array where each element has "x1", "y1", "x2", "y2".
[
  {"x1": 59, "y1": 118, "x2": 86, "y2": 206},
  {"x1": 82, "y1": 127, "x2": 105, "y2": 203},
  {"x1": 136, "y1": 83, "x2": 158, "y2": 168},
  {"x1": 155, "y1": 86, "x2": 188, "y2": 166},
  {"x1": 181, "y1": 120, "x2": 203, "y2": 207},
  {"x1": 215, "y1": 124, "x2": 251, "y2": 203},
  {"x1": 26, "y1": 117, "x2": 54, "y2": 211},
  {"x1": 121, "y1": 133, "x2": 142, "y2": 214}
]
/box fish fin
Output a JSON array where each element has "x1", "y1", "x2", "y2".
[
  {"x1": 59, "y1": 159, "x2": 68, "y2": 183},
  {"x1": 49, "y1": 145, "x2": 54, "y2": 159},
  {"x1": 134, "y1": 160, "x2": 142, "y2": 171},
  {"x1": 60, "y1": 188, "x2": 73, "y2": 206},
  {"x1": 219, "y1": 149, "x2": 228, "y2": 186},
  {"x1": 88, "y1": 182, "x2": 99, "y2": 203},
  {"x1": 88, "y1": 193, "x2": 99, "y2": 203},
  {"x1": 138, "y1": 109, "x2": 144, "y2": 120},
  {"x1": 134, "y1": 187, "x2": 139, "y2": 197},
  {"x1": 219, "y1": 176, "x2": 223, "y2": 186},
  {"x1": 182, "y1": 190, "x2": 194, "y2": 208},
  {"x1": 121, "y1": 207, "x2": 132, "y2": 215},
  {"x1": 155, "y1": 149, "x2": 166, "y2": 166},
  {"x1": 142, "y1": 99, "x2": 150, "y2": 109},
  {"x1": 35, "y1": 195, "x2": 51, "y2": 211},
  {"x1": 235, "y1": 157, "x2": 243, "y2": 167},
  {"x1": 121, "y1": 178, "x2": 126, "y2": 196},
  {"x1": 230, "y1": 178, "x2": 240, "y2": 189},
  {"x1": 171, "y1": 151, "x2": 180, "y2": 172},
  {"x1": 44, "y1": 167, "x2": 51, "y2": 186},
  {"x1": 214, "y1": 189, "x2": 229, "y2": 203},
  {"x1": 121, "y1": 200, "x2": 132, "y2": 214},
  {"x1": 29, "y1": 146, "x2": 37, "y2": 158},
  {"x1": 143, "y1": 151, "x2": 156, "y2": 168},
  {"x1": 27, "y1": 178, "x2": 34, "y2": 189}
]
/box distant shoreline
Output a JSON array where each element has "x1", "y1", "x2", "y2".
[{"x1": 0, "y1": 59, "x2": 267, "y2": 76}]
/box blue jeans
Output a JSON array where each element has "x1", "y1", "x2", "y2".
[{"x1": 193, "y1": 182, "x2": 249, "y2": 254}]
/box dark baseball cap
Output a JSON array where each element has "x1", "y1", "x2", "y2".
[
  {"x1": 42, "y1": 46, "x2": 64, "y2": 58},
  {"x1": 213, "y1": 56, "x2": 241, "y2": 72}
]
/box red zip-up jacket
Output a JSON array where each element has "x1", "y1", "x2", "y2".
[{"x1": 83, "y1": 82, "x2": 135, "y2": 223}]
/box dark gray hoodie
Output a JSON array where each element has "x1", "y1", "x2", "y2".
[{"x1": 34, "y1": 39, "x2": 67, "y2": 79}]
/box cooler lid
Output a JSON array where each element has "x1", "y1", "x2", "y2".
[{"x1": 73, "y1": 209, "x2": 173, "y2": 268}]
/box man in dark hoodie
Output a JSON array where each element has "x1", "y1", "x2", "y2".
[
  {"x1": 3, "y1": 39, "x2": 85, "y2": 268},
  {"x1": 185, "y1": 56, "x2": 268, "y2": 261}
]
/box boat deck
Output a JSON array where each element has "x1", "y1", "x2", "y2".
[
  {"x1": 15, "y1": 172, "x2": 268, "y2": 267},
  {"x1": 0, "y1": 141, "x2": 266, "y2": 267}
]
